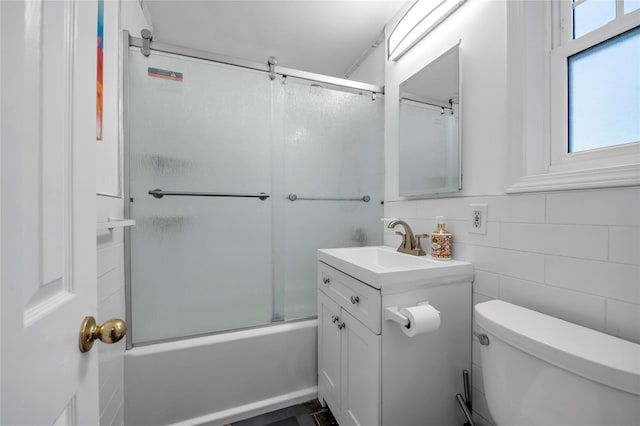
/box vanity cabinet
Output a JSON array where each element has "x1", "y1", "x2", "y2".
[
  {"x1": 317, "y1": 247, "x2": 473, "y2": 426},
  {"x1": 318, "y1": 273, "x2": 381, "y2": 426}
]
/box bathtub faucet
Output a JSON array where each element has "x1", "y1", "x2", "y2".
[{"x1": 387, "y1": 220, "x2": 426, "y2": 256}]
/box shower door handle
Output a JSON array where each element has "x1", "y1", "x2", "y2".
[
  {"x1": 149, "y1": 189, "x2": 270, "y2": 200},
  {"x1": 78, "y1": 316, "x2": 127, "y2": 353}
]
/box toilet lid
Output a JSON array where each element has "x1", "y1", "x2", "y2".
[{"x1": 475, "y1": 300, "x2": 640, "y2": 396}]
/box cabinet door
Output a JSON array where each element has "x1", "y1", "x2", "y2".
[
  {"x1": 341, "y1": 310, "x2": 381, "y2": 426},
  {"x1": 318, "y1": 291, "x2": 342, "y2": 411}
]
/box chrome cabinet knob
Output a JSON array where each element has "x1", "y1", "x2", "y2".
[
  {"x1": 331, "y1": 315, "x2": 339, "y2": 323},
  {"x1": 350, "y1": 295, "x2": 360, "y2": 304},
  {"x1": 322, "y1": 277, "x2": 331, "y2": 285},
  {"x1": 337, "y1": 322, "x2": 346, "y2": 330}
]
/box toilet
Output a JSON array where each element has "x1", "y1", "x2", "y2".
[{"x1": 474, "y1": 300, "x2": 640, "y2": 426}]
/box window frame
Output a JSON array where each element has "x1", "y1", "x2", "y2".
[
  {"x1": 550, "y1": 0, "x2": 640, "y2": 171},
  {"x1": 507, "y1": 0, "x2": 640, "y2": 193}
]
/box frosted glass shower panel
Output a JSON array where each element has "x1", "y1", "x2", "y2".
[
  {"x1": 128, "y1": 52, "x2": 271, "y2": 192},
  {"x1": 274, "y1": 82, "x2": 384, "y2": 319},
  {"x1": 128, "y1": 51, "x2": 273, "y2": 343}
]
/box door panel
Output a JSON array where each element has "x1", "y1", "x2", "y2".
[
  {"x1": 341, "y1": 311, "x2": 381, "y2": 426},
  {"x1": 1, "y1": 1, "x2": 99, "y2": 424},
  {"x1": 22, "y1": 0, "x2": 74, "y2": 324},
  {"x1": 318, "y1": 291, "x2": 342, "y2": 410}
]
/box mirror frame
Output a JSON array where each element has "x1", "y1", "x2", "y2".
[{"x1": 398, "y1": 40, "x2": 462, "y2": 197}]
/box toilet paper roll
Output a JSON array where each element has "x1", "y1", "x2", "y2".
[{"x1": 399, "y1": 304, "x2": 441, "y2": 337}]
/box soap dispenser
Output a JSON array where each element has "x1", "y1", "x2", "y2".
[{"x1": 431, "y1": 216, "x2": 452, "y2": 260}]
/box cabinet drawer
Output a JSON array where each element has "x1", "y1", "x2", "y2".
[{"x1": 318, "y1": 262, "x2": 381, "y2": 334}]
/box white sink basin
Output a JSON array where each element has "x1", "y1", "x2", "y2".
[{"x1": 318, "y1": 246, "x2": 473, "y2": 291}]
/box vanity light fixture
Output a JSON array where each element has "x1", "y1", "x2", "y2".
[{"x1": 388, "y1": 0, "x2": 467, "y2": 61}]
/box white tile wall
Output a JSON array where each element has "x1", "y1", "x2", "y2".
[
  {"x1": 499, "y1": 276, "x2": 606, "y2": 331},
  {"x1": 384, "y1": 187, "x2": 640, "y2": 425},
  {"x1": 546, "y1": 256, "x2": 640, "y2": 303},
  {"x1": 472, "y1": 270, "x2": 500, "y2": 299},
  {"x1": 606, "y1": 299, "x2": 640, "y2": 343},
  {"x1": 500, "y1": 223, "x2": 609, "y2": 260},
  {"x1": 466, "y1": 245, "x2": 545, "y2": 283},
  {"x1": 610, "y1": 226, "x2": 640, "y2": 265},
  {"x1": 546, "y1": 188, "x2": 640, "y2": 226},
  {"x1": 97, "y1": 3, "x2": 146, "y2": 424},
  {"x1": 97, "y1": 196, "x2": 126, "y2": 426}
]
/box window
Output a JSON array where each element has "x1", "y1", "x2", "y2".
[
  {"x1": 507, "y1": 0, "x2": 640, "y2": 192},
  {"x1": 551, "y1": 0, "x2": 640, "y2": 170},
  {"x1": 568, "y1": 25, "x2": 640, "y2": 153},
  {"x1": 572, "y1": 0, "x2": 617, "y2": 39}
]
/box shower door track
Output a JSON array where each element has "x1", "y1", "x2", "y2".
[{"x1": 125, "y1": 30, "x2": 385, "y2": 95}]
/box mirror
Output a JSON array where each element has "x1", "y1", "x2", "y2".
[{"x1": 399, "y1": 42, "x2": 461, "y2": 196}]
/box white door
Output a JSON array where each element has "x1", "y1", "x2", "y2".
[{"x1": 1, "y1": 0, "x2": 100, "y2": 424}]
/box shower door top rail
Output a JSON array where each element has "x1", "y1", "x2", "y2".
[
  {"x1": 149, "y1": 189, "x2": 270, "y2": 201},
  {"x1": 127, "y1": 32, "x2": 384, "y2": 95},
  {"x1": 287, "y1": 193, "x2": 370, "y2": 202}
]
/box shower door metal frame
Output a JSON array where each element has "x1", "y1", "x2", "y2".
[
  {"x1": 121, "y1": 30, "x2": 383, "y2": 349},
  {"x1": 122, "y1": 29, "x2": 134, "y2": 349},
  {"x1": 125, "y1": 30, "x2": 385, "y2": 95}
]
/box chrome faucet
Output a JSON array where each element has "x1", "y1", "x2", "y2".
[{"x1": 387, "y1": 220, "x2": 427, "y2": 256}]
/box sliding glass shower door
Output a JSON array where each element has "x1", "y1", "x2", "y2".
[
  {"x1": 272, "y1": 82, "x2": 384, "y2": 320},
  {"x1": 126, "y1": 48, "x2": 383, "y2": 345},
  {"x1": 128, "y1": 52, "x2": 274, "y2": 343}
]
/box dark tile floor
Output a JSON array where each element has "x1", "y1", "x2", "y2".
[{"x1": 228, "y1": 399, "x2": 338, "y2": 426}]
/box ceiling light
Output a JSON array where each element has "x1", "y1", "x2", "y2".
[{"x1": 388, "y1": 0, "x2": 467, "y2": 61}]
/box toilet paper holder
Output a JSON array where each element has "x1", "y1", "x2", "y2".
[{"x1": 384, "y1": 301, "x2": 433, "y2": 327}]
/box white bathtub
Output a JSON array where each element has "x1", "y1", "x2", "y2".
[{"x1": 124, "y1": 319, "x2": 318, "y2": 426}]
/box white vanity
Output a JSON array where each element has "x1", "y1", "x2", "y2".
[{"x1": 317, "y1": 246, "x2": 473, "y2": 426}]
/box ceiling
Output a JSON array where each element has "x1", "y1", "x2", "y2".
[{"x1": 142, "y1": 0, "x2": 408, "y2": 79}]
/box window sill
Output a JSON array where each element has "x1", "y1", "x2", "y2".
[{"x1": 507, "y1": 163, "x2": 640, "y2": 193}]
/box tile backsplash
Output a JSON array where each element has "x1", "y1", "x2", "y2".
[
  {"x1": 384, "y1": 187, "x2": 640, "y2": 425},
  {"x1": 97, "y1": 196, "x2": 126, "y2": 426}
]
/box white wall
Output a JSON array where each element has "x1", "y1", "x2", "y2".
[
  {"x1": 383, "y1": 2, "x2": 640, "y2": 425},
  {"x1": 96, "y1": 1, "x2": 148, "y2": 425},
  {"x1": 347, "y1": 41, "x2": 386, "y2": 86},
  {"x1": 98, "y1": 2, "x2": 639, "y2": 425},
  {"x1": 385, "y1": 0, "x2": 508, "y2": 200}
]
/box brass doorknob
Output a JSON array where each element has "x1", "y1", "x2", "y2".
[{"x1": 79, "y1": 316, "x2": 127, "y2": 353}]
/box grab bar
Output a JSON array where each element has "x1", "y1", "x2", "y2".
[
  {"x1": 287, "y1": 193, "x2": 370, "y2": 202},
  {"x1": 149, "y1": 189, "x2": 269, "y2": 200}
]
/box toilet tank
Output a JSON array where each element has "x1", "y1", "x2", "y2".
[{"x1": 475, "y1": 300, "x2": 640, "y2": 426}]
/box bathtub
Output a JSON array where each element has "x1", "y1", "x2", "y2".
[{"x1": 123, "y1": 319, "x2": 318, "y2": 426}]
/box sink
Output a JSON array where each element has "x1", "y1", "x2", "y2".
[
  {"x1": 318, "y1": 246, "x2": 473, "y2": 291},
  {"x1": 326, "y1": 246, "x2": 432, "y2": 269}
]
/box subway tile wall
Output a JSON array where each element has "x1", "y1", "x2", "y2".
[
  {"x1": 97, "y1": 225, "x2": 126, "y2": 426},
  {"x1": 384, "y1": 187, "x2": 640, "y2": 425}
]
